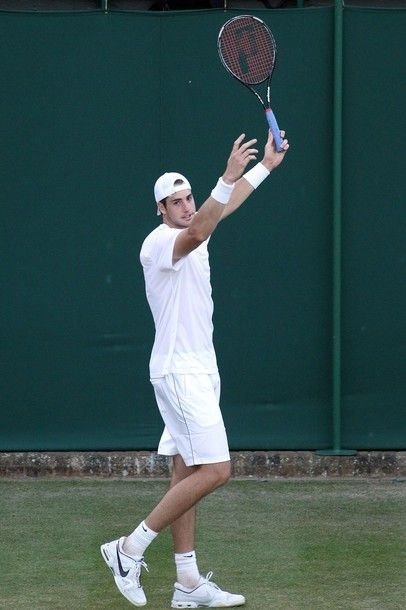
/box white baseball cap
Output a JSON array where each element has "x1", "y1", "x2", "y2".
[{"x1": 153, "y1": 172, "x2": 192, "y2": 215}]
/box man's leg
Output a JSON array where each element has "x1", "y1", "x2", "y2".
[
  {"x1": 122, "y1": 459, "x2": 230, "y2": 558},
  {"x1": 169, "y1": 455, "x2": 201, "y2": 589},
  {"x1": 165, "y1": 458, "x2": 245, "y2": 608},
  {"x1": 131, "y1": 459, "x2": 231, "y2": 538},
  {"x1": 169, "y1": 454, "x2": 198, "y2": 554}
]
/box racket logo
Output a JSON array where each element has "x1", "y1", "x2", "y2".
[{"x1": 235, "y1": 24, "x2": 258, "y2": 75}]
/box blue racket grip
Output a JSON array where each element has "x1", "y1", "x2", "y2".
[{"x1": 265, "y1": 109, "x2": 283, "y2": 152}]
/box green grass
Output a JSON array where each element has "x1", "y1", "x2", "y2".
[{"x1": 0, "y1": 478, "x2": 405, "y2": 609}]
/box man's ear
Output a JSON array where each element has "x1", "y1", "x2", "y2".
[{"x1": 158, "y1": 201, "x2": 166, "y2": 216}]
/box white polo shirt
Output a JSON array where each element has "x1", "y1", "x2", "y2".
[{"x1": 140, "y1": 224, "x2": 218, "y2": 378}]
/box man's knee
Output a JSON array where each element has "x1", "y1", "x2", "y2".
[
  {"x1": 201, "y1": 461, "x2": 231, "y2": 490},
  {"x1": 217, "y1": 461, "x2": 232, "y2": 486}
]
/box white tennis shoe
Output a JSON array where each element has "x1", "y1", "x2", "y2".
[
  {"x1": 171, "y1": 571, "x2": 245, "y2": 608},
  {"x1": 100, "y1": 537, "x2": 148, "y2": 607}
]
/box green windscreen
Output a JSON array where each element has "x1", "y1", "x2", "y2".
[{"x1": 0, "y1": 7, "x2": 405, "y2": 450}]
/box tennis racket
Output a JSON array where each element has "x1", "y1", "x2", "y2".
[{"x1": 218, "y1": 15, "x2": 283, "y2": 152}]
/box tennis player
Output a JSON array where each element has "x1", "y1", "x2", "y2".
[{"x1": 101, "y1": 129, "x2": 289, "y2": 608}]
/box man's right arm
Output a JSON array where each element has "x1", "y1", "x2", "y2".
[{"x1": 172, "y1": 134, "x2": 259, "y2": 264}]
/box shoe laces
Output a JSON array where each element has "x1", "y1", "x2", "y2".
[
  {"x1": 127, "y1": 557, "x2": 149, "y2": 587},
  {"x1": 203, "y1": 571, "x2": 220, "y2": 591},
  {"x1": 134, "y1": 558, "x2": 149, "y2": 576}
]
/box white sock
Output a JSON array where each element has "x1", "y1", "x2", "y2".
[
  {"x1": 175, "y1": 550, "x2": 201, "y2": 588},
  {"x1": 122, "y1": 521, "x2": 158, "y2": 558}
]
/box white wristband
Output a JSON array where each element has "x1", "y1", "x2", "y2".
[
  {"x1": 243, "y1": 162, "x2": 270, "y2": 189},
  {"x1": 211, "y1": 177, "x2": 234, "y2": 205}
]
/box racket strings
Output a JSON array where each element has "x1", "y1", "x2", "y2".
[{"x1": 219, "y1": 17, "x2": 276, "y2": 85}]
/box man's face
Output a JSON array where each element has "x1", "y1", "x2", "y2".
[{"x1": 159, "y1": 189, "x2": 196, "y2": 229}]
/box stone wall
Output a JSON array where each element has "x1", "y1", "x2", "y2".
[{"x1": 1, "y1": 451, "x2": 405, "y2": 479}]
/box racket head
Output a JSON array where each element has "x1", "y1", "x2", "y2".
[{"x1": 218, "y1": 15, "x2": 276, "y2": 86}]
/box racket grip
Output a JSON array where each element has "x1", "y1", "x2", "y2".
[{"x1": 265, "y1": 109, "x2": 283, "y2": 152}]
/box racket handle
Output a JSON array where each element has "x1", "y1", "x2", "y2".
[{"x1": 265, "y1": 109, "x2": 283, "y2": 152}]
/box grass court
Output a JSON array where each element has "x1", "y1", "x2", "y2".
[{"x1": 1, "y1": 478, "x2": 405, "y2": 609}]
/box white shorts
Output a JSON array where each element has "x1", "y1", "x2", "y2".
[{"x1": 150, "y1": 373, "x2": 230, "y2": 467}]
